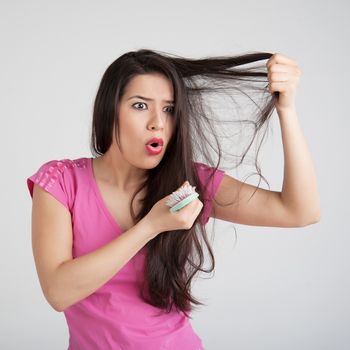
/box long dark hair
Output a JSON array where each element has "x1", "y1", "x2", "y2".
[{"x1": 90, "y1": 48, "x2": 277, "y2": 318}]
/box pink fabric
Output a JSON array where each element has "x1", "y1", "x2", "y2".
[{"x1": 26, "y1": 157, "x2": 225, "y2": 350}]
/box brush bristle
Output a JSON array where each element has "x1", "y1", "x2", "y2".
[{"x1": 165, "y1": 183, "x2": 197, "y2": 207}]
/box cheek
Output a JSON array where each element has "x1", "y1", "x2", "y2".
[
  {"x1": 120, "y1": 118, "x2": 145, "y2": 148},
  {"x1": 120, "y1": 115, "x2": 139, "y2": 135}
]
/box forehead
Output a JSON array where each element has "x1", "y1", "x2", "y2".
[{"x1": 123, "y1": 73, "x2": 174, "y2": 100}]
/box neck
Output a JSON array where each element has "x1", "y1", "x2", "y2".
[{"x1": 94, "y1": 150, "x2": 147, "y2": 192}]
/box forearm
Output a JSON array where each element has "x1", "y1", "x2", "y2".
[
  {"x1": 49, "y1": 217, "x2": 157, "y2": 312},
  {"x1": 277, "y1": 107, "x2": 321, "y2": 224}
]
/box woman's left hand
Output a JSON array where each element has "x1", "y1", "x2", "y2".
[{"x1": 266, "y1": 53, "x2": 301, "y2": 112}]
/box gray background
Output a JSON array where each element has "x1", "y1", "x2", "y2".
[{"x1": 1, "y1": 0, "x2": 349, "y2": 349}]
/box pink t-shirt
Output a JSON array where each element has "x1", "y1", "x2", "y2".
[{"x1": 26, "y1": 157, "x2": 225, "y2": 350}]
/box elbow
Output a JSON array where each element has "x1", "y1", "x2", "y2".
[
  {"x1": 50, "y1": 295, "x2": 67, "y2": 313},
  {"x1": 47, "y1": 296, "x2": 64, "y2": 313},
  {"x1": 51, "y1": 302, "x2": 65, "y2": 313},
  {"x1": 297, "y1": 208, "x2": 321, "y2": 227},
  {"x1": 51, "y1": 304, "x2": 64, "y2": 313},
  {"x1": 46, "y1": 287, "x2": 65, "y2": 312}
]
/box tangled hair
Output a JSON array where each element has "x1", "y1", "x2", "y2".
[{"x1": 90, "y1": 48, "x2": 277, "y2": 318}]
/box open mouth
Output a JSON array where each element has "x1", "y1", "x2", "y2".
[{"x1": 146, "y1": 143, "x2": 163, "y2": 154}]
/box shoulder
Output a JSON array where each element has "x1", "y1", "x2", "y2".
[
  {"x1": 193, "y1": 162, "x2": 226, "y2": 225},
  {"x1": 193, "y1": 161, "x2": 225, "y2": 190},
  {"x1": 193, "y1": 161, "x2": 225, "y2": 174},
  {"x1": 194, "y1": 162, "x2": 225, "y2": 200},
  {"x1": 36, "y1": 158, "x2": 87, "y2": 172},
  {"x1": 26, "y1": 157, "x2": 89, "y2": 210},
  {"x1": 34, "y1": 157, "x2": 87, "y2": 176}
]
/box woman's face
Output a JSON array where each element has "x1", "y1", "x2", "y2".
[{"x1": 113, "y1": 73, "x2": 176, "y2": 169}]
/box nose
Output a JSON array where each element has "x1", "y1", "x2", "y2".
[{"x1": 148, "y1": 109, "x2": 165, "y2": 130}]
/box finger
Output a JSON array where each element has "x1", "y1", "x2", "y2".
[
  {"x1": 268, "y1": 71, "x2": 289, "y2": 82},
  {"x1": 268, "y1": 63, "x2": 294, "y2": 73},
  {"x1": 267, "y1": 52, "x2": 299, "y2": 67},
  {"x1": 268, "y1": 64, "x2": 301, "y2": 79},
  {"x1": 268, "y1": 81, "x2": 290, "y2": 93},
  {"x1": 267, "y1": 53, "x2": 298, "y2": 69},
  {"x1": 179, "y1": 180, "x2": 190, "y2": 189}
]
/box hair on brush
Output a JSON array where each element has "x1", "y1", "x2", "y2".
[{"x1": 165, "y1": 181, "x2": 199, "y2": 213}]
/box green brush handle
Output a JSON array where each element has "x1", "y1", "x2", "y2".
[{"x1": 169, "y1": 192, "x2": 199, "y2": 213}]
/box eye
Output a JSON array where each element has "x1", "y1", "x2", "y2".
[
  {"x1": 132, "y1": 102, "x2": 175, "y2": 114},
  {"x1": 132, "y1": 102, "x2": 147, "y2": 110},
  {"x1": 165, "y1": 106, "x2": 175, "y2": 114}
]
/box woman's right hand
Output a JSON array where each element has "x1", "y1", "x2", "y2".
[{"x1": 144, "y1": 181, "x2": 204, "y2": 239}]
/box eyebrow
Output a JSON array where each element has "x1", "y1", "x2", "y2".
[{"x1": 127, "y1": 95, "x2": 175, "y2": 104}]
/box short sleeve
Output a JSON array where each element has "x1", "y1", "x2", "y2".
[
  {"x1": 26, "y1": 159, "x2": 70, "y2": 211},
  {"x1": 194, "y1": 162, "x2": 225, "y2": 225}
]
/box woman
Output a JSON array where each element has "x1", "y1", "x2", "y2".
[{"x1": 26, "y1": 49, "x2": 320, "y2": 349}]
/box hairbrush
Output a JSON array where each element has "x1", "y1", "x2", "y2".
[{"x1": 165, "y1": 181, "x2": 199, "y2": 213}]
